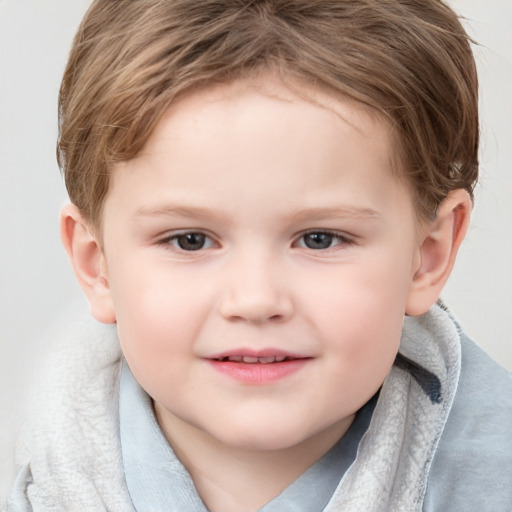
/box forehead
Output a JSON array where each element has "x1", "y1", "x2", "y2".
[
  {"x1": 128, "y1": 75, "x2": 397, "y2": 175},
  {"x1": 105, "y1": 76, "x2": 412, "y2": 226},
  {"x1": 161, "y1": 76, "x2": 391, "y2": 146}
]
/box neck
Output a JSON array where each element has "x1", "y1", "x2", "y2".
[{"x1": 154, "y1": 405, "x2": 353, "y2": 512}]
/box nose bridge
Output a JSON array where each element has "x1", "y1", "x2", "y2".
[{"x1": 219, "y1": 245, "x2": 293, "y2": 323}]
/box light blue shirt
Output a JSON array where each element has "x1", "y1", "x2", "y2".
[{"x1": 119, "y1": 361, "x2": 376, "y2": 512}]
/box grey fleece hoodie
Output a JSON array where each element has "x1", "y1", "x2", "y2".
[{"x1": 4, "y1": 304, "x2": 512, "y2": 511}]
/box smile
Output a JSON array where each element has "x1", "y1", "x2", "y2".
[
  {"x1": 213, "y1": 355, "x2": 291, "y2": 364},
  {"x1": 206, "y1": 350, "x2": 312, "y2": 384}
]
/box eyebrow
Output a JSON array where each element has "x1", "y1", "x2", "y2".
[
  {"x1": 289, "y1": 206, "x2": 381, "y2": 223},
  {"x1": 134, "y1": 205, "x2": 223, "y2": 221},
  {"x1": 134, "y1": 204, "x2": 381, "y2": 222}
]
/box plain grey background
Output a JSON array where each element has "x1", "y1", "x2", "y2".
[{"x1": 1, "y1": 0, "x2": 511, "y2": 501}]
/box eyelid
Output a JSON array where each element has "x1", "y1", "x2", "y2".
[
  {"x1": 293, "y1": 229, "x2": 356, "y2": 250},
  {"x1": 157, "y1": 229, "x2": 220, "y2": 250},
  {"x1": 154, "y1": 228, "x2": 355, "y2": 253}
]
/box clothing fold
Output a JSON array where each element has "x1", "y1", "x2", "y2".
[{"x1": 5, "y1": 304, "x2": 512, "y2": 511}]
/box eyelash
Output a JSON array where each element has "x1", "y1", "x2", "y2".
[
  {"x1": 158, "y1": 232, "x2": 217, "y2": 252},
  {"x1": 157, "y1": 229, "x2": 354, "y2": 253},
  {"x1": 294, "y1": 230, "x2": 355, "y2": 251}
]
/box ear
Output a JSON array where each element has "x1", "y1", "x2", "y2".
[
  {"x1": 60, "y1": 203, "x2": 116, "y2": 324},
  {"x1": 406, "y1": 189, "x2": 471, "y2": 316}
]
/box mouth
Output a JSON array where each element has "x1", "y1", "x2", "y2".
[
  {"x1": 212, "y1": 355, "x2": 297, "y2": 364},
  {"x1": 206, "y1": 350, "x2": 312, "y2": 383}
]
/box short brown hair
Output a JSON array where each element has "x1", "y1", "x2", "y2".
[{"x1": 58, "y1": 0, "x2": 479, "y2": 229}]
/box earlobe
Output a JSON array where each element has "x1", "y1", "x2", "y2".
[
  {"x1": 405, "y1": 189, "x2": 472, "y2": 316},
  {"x1": 60, "y1": 203, "x2": 116, "y2": 324}
]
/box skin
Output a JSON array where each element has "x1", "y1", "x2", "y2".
[{"x1": 61, "y1": 76, "x2": 471, "y2": 512}]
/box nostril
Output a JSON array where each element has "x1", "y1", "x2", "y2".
[
  {"x1": 245, "y1": 313, "x2": 286, "y2": 325},
  {"x1": 268, "y1": 314, "x2": 286, "y2": 322}
]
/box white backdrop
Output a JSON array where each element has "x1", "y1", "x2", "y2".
[{"x1": 1, "y1": 0, "x2": 511, "y2": 501}]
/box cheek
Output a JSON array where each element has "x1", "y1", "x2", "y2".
[
  {"x1": 303, "y1": 253, "x2": 411, "y2": 327},
  {"x1": 110, "y1": 263, "x2": 211, "y2": 372},
  {"x1": 317, "y1": 289, "x2": 403, "y2": 411},
  {"x1": 302, "y1": 259, "x2": 409, "y2": 378},
  {"x1": 321, "y1": 287, "x2": 403, "y2": 363}
]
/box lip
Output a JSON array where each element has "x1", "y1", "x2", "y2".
[{"x1": 205, "y1": 348, "x2": 312, "y2": 384}]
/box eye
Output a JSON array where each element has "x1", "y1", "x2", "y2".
[
  {"x1": 296, "y1": 231, "x2": 352, "y2": 250},
  {"x1": 165, "y1": 232, "x2": 216, "y2": 251}
]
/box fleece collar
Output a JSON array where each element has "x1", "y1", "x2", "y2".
[
  {"x1": 324, "y1": 303, "x2": 461, "y2": 511},
  {"x1": 12, "y1": 304, "x2": 461, "y2": 511}
]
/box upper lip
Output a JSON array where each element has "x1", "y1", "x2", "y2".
[{"x1": 206, "y1": 348, "x2": 312, "y2": 363}]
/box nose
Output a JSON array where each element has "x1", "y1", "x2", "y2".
[{"x1": 218, "y1": 252, "x2": 294, "y2": 324}]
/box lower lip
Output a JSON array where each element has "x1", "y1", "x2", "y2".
[{"x1": 207, "y1": 359, "x2": 310, "y2": 384}]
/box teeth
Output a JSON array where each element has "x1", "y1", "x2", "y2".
[
  {"x1": 219, "y1": 355, "x2": 290, "y2": 364},
  {"x1": 219, "y1": 356, "x2": 289, "y2": 364}
]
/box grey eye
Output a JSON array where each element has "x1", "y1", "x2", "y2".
[{"x1": 302, "y1": 232, "x2": 335, "y2": 249}]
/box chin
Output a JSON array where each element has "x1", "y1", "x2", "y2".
[{"x1": 211, "y1": 422, "x2": 312, "y2": 452}]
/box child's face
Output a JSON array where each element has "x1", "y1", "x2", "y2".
[{"x1": 101, "y1": 78, "x2": 422, "y2": 452}]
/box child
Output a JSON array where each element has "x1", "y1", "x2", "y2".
[{"x1": 5, "y1": 0, "x2": 512, "y2": 510}]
